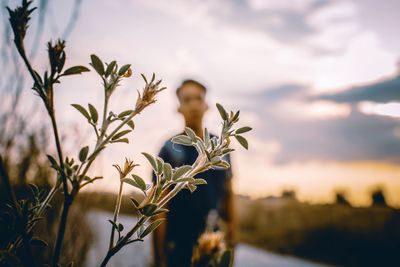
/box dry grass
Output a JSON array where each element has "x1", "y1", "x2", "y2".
[{"x1": 237, "y1": 195, "x2": 400, "y2": 267}]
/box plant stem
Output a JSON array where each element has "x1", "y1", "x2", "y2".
[
  {"x1": 109, "y1": 181, "x2": 124, "y2": 249},
  {"x1": 78, "y1": 109, "x2": 139, "y2": 182},
  {"x1": 100, "y1": 216, "x2": 147, "y2": 267},
  {"x1": 16, "y1": 43, "x2": 72, "y2": 267},
  {"x1": 49, "y1": 112, "x2": 68, "y2": 196},
  {"x1": 48, "y1": 108, "x2": 73, "y2": 267},
  {"x1": 100, "y1": 89, "x2": 109, "y2": 140},
  {"x1": 51, "y1": 193, "x2": 74, "y2": 267}
]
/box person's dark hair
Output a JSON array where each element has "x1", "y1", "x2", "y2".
[{"x1": 176, "y1": 79, "x2": 207, "y2": 99}]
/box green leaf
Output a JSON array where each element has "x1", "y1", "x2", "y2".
[
  {"x1": 62, "y1": 66, "x2": 90, "y2": 76},
  {"x1": 122, "y1": 177, "x2": 140, "y2": 188},
  {"x1": 47, "y1": 155, "x2": 58, "y2": 166},
  {"x1": 127, "y1": 120, "x2": 135, "y2": 130},
  {"x1": 196, "y1": 139, "x2": 206, "y2": 153},
  {"x1": 156, "y1": 157, "x2": 164, "y2": 175},
  {"x1": 192, "y1": 178, "x2": 207, "y2": 185},
  {"x1": 118, "y1": 64, "x2": 131, "y2": 76},
  {"x1": 105, "y1": 60, "x2": 116, "y2": 77},
  {"x1": 118, "y1": 223, "x2": 124, "y2": 232},
  {"x1": 236, "y1": 126, "x2": 252, "y2": 134},
  {"x1": 131, "y1": 174, "x2": 146, "y2": 191},
  {"x1": 140, "y1": 73, "x2": 148, "y2": 84},
  {"x1": 88, "y1": 103, "x2": 98, "y2": 123},
  {"x1": 163, "y1": 163, "x2": 172, "y2": 181},
  {"x1": 90, "y1": 54, "x2": 104, "y2": 75},
  {"x1": 176, "y1": 177, "x2": 196, "y2": 183},
  {"x1": 172, "y1": 165, "x2": 192, "y2": 180},
  {"x1": 184, "y1": 127, "x2": 196, "y2": 141},
  {"x1": 219, "y1": 249, "x2": 233, "y2": 267},
  {"x1": 118, "y1": 110, "x2": 134, "y2": 118},
  {"x1": 232, "y1": 110, "x2": 240, "y2": 122},
  {"x1": 216, "y1": 103, "x2": 227, "y2": 120},
  {"x1": 110, "y1": 138, "x2": 129, "y2": 144},
  {"x1": 33, "y1": 70, "x2": 43, "y2": 85},
  {"x1": 214, "y1": 160, "x2": 230, "y2": 169},
  {"x1": 130, "y1": 197, "x2": 140, "y2": 208},
  {"x1": 137, "y1": 225, "x2": 145, "y2": 238},
  {"x1": 58, "y1": 51, "x2": 66, "y2": 72},
  {"x1": 108, "y1": 219, "x2": 118, "y2": 230},
  {"x1": 211, "y1": 156, "x2": 221, "y2": 164},
  {"x1": 152, "y1": 208, "x2": 169, "y2": 216},
  {"x1": 142, "y1": 152, "x2": 157, "y2": 172},
  {"x1": 187, "y1": 184, "x2": 197, "y2": 193},
  {"x1": 79, "y1": 146, "x2": 89, "y2": 162},
  {"x1": 221, "y1": 148, "x2": 235, "y2": 155},
  {"x1": 111, "y1": 130, "x2": 131, "y2": 141},
  {"x1": 140, "y1": 203, "x2": 158, "y2": 217},
  {"x1": 235, "y1": 135, "x2": 248, "y2": 150},
  {"x1": 171, "y1": 135, "x2": 192, "y2": 146},
  {"x1": 204, "y1": 128, "x2": 210, "y2": 146},
  {"x1": 71, "y1": 104, "x2": 91, "y2": 121},
  {"x1": 140, "y1": 219, "x2": 164, "y2": 238}
]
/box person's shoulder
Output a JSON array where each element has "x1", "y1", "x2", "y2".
[
  {"x1": 159, "y1": 132, "x2": 187, "y2": 155},
  {"x1": 160, "y1": 132, "x2": 184, "y2": 148}
]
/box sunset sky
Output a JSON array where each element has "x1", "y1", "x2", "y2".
[{"x1": 2, "y1": 0, "x2": 400, "y2": 206}]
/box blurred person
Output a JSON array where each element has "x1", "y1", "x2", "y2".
[{"x1": 152, "y1": 80, "x2": 236, "y2": 267}]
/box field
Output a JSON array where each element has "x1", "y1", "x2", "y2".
[{"x1": 237, "y1": 195, "x2": 400, "y2": 267}]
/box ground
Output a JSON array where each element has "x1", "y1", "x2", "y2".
[{"x1": 85, "y1": 211, "x2": 330, "y2": 267}]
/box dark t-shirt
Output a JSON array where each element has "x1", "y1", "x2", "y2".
[{"x1": 154, "y1": 135, "x2": 232, "y2": 266}]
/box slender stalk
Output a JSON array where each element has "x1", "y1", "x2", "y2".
[
  {"x1": 17, "y1": 47, "x2": 45, "y2": 99},
  {"x1": 100, "y1": 216, "x2": 147, "y2": 267},
  {"x1": 158, "y1": 182, "x2": 186, "y2": 208},
  {"x1": 48, "y1": 106, "x2": 72, "y2": 267},
  {"x1": 49, "y1": 112, "x2": 68, "y2": 196},
  {"x1": 109, "y1": 181, "x2": 124, "y2": 249},
  {"x1": 78, "y1": 109, "x2": 139, "y2": 182},
  {"x1": 100, "y1": 89, "x2": 109, "y2": 139},
  {"x1": 51, "y1": 193, "x2": 73, "y2": 267},
  {"x1": 37, "y1": 181, "x2": 60, "y2": 215},
  {"x1": 15, "y1": 43, "x2": 71, "y2": 267}
]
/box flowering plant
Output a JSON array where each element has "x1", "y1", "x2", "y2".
[{"x1": 1, "y1": 1, "x2": 251, "y2": 266}]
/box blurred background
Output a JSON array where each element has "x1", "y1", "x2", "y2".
[{"x1": 1, "y1": 0, "x2": 399, "y2": 266}]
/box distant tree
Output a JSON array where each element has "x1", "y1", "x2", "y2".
[
  {"x1": 281, "y1": 189, "x2": 297, "y2": 201},
  {"x1": 371, "y1": 188, "x2": 387, "y2": 207},
  {"x1": 335, "y1": 191, "x2": 351, "y2": 206}
]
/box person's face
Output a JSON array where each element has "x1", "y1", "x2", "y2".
[{"x1": 177, "y1": 84, "x2": 208, "y2": 125}]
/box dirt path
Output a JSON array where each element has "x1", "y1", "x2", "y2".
[{"x1": 85, "y1": 211, "x2": 331, "y2": 267}]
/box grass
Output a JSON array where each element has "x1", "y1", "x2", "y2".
[{"x1": 237, "y1": 195, "x2": 400, "y2": 267}]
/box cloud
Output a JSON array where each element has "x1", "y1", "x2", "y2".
[
  {"x1": 355, "y1": 0, "x2": 400, "y2": 53},
  {"x1": 241, "y1": 82, "x2": 400, "y2": 164},
  {"x1": 316, "y1": 74, "x2": 400, "y2": 103}
]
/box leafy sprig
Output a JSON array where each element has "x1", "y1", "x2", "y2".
[{"x1": 101, "y1": 104, "x2": 251, "y2": 266}]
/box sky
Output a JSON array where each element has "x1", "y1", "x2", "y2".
[{"x1": 1, "y1": 0, "x2": 400, "y2": 207}]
